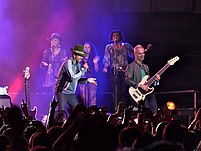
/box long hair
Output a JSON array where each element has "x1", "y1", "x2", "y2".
[
  {"x1": 83, "y1": 42, "x2": 99, "y2": 75},
  {"x1": 83, "y1": 41, "x2": 98, "y2": 57}
]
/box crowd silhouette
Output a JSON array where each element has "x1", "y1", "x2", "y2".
[{"x1": 0, "y1": 98, "x2": 201, "y2": 151}]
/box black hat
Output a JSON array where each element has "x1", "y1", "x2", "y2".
[{"x1": 47, "y1": 33, "x2": 62, "y2": 41}]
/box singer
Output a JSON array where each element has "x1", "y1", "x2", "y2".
[
  {"x1": 78, "y1": 42, "x2": 100, "y2": 108},
  {"x1": 102, "y1": 30, "x2": 135, "y2": 111},
  {"x1": 55, "y1": 44, "x2": 97, "y2": 118}
]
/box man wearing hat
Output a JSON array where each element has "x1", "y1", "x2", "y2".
[
  {"x1": 55, "y1": 44, "x2": 97, "y2": 117},
  {"x1": 40, "y1": 32, "x2": 67, "y2": 115}
]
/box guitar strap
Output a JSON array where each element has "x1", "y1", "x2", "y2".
[
  {"x1": 142, "y1": 64, "x2": 149, "y2": 75},
  {"x1": 135, "y1": 60, "x2": 149, "y2": 75}
]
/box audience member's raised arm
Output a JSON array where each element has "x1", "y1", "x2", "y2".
[
  {"x1": 188, "y1": 108, "x2": 201, "y2": 129},
  {"x1": 53, "y1": 104, "x2": 86, "y2": 151},
  {"x1": 46, "y1": 96, "x2": 58, "y2": 130}
]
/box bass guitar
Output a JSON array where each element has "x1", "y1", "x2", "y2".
[
  {"x1": 22, "y1": 67, "x2": 37, "y2": 120},
  {"x1": 129, "y1": 56, "x2": 179, "y2": 103}
]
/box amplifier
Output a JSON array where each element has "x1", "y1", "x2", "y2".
[{"x1": 0, "y1": 95, "x2": 12, "y2": 108}]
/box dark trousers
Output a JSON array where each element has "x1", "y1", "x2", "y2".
[
  {"x1": 144, "y1": 93, "x2": 158, "y2": 114},
  {"x1": 110, "y1": 69, "x2": 127, "y2": 110},
  {"x1": 56, "y1": 92, "x2": 79, "y2": 116}
]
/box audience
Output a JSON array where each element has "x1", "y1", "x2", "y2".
[
  {"x1": 0, "y1": 99, "x2": 201, "y2": 151},
  {"x1": 163, "y1": 123, "x2": 184, "y2": 144}
]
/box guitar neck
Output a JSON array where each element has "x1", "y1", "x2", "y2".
[
  {"x1": 147, "y1": 63, "x2": 170, "y2": 86},
  {"x1": 25, "y1": 79, "x2": 31, "y2": 111}
]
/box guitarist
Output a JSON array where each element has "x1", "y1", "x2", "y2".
[{"x1": 125, "y1": 45, "x2": 160, "y2": 126}]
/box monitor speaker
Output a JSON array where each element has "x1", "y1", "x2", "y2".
[{"x1": 0, "y1": 95, "x2": 12, "y2": 108}]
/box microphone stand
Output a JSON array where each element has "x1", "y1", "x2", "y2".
[{"x1": 113, "y1": 66, "x2": 118, "y2": 112}]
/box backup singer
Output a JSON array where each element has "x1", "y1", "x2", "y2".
[
  {"x1": 102, "y1": 30, "x2": 134, "y2": 110},
  {"x1": 78, "y1": 42, "x2": 100, "y2": 107},
  {"x1": 40, "y1": 32, "x2": 67, "y2": 114}
]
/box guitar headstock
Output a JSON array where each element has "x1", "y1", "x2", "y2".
[
  {"x1": 24, "y1": 67, "x2": 30, "y2": 80},
  {"x1": 145, "y1": 44, "x2": 152, "y2": 52},
  {"x1": 167, "y1": 56, "x2": 179, "y2": 65}
]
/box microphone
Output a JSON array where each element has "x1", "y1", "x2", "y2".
[
  {"x1": 87, "y1": 68, "x2": 91, "y2": 74},
  {"x1": 114, "y1": 39, "x2": 118, "y2": 43},
  {"x1": 82, "y1": 61, "x2": 91, "y2": 74},
  {"x1": 145, "y1": 44, "x2": 152, "y2": 52},
  {"x1": 85, "y1": 49, "x2": 90, "y2": 54}
]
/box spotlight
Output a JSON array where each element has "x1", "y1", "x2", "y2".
[{"x1": 166, "y1": 101, "x2": 176, "y2": 110}]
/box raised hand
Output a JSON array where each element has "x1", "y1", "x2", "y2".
[
  {"x1": 93, "y1": 55, "x2": 100, "y2": 64},
  {"x1": 195, "y1": 108, "x2": 201, "y2": 121},
  {"x1": 50, "y1": 96, "x2": 58, "y2": 109},
  {"x1": 102, "y1": 67, "x2": 108, "y2": 73}
]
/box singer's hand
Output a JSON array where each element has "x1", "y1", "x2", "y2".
[
  {"x1": 41, "y1": 61, "x2": 48, "y2": 67},
  {"x1": 102, "y1": 67, "x2": 107, "y2": 73},
  {"x1": 87, "y1": 78, "x2": 97, "y2": 85},
  {"x1": 93, "y1": 55, "x2": 100, "y2": 64},
  {"x1": 83, "y1": 62, "x2": 89, "y2": 70}
]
